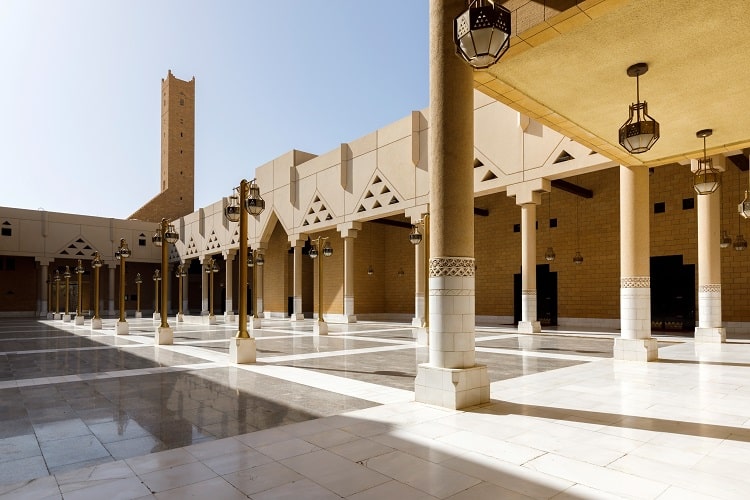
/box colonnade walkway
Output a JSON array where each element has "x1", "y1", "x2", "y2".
[{"x1": 1, "y1": 317, "x2": 749, "y2": 498}]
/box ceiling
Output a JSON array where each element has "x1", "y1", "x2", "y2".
[{"x1": 476, "y1": 0, "x2": 750, "y2": 168}]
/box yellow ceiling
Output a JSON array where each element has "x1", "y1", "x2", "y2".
[{"x1": 476, "y1": 0, "x2": 750, "y2": 167}]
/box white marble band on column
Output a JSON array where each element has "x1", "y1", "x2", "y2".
[
  {"x1": 620, "y1": 276, "x2": 651, "y2": 339},
  {"x1": 521, "y1": 289, "x2": 537, "y2": 322},
  {"x1": 428, "y1": 257, "x2": 475, "y2": 369},
  {"x1": 698, "y1": 283, "x2": 721, "y2": 328}
]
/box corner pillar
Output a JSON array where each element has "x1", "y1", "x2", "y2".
[
  {"x1": 337, "y1": 222, "x2": 362, "y2": 323},
  {"x1": 223, "y1": 250, "x2": 236, "y2": 323},
  {"x1": 695, "y1": 181, "x2": 726, "y2": 342},
  {"x1": 289, "y1": 235, "x2": 306, "y2": 320}
]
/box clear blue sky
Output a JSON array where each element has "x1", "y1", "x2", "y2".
[{"x1": 0, "y1": 1, "x2": 429, "y2": 218}]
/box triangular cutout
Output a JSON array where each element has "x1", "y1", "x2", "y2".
[
  {"x1": 365, "y1": 191, "x2": 373, "y2": 199},
  {"x1": 372, "y1": 176, "x2": 382, "y2": 184},
  {"x1": 481, "y1": 170, "x2": 498, "y2": 182},
  {"x1": 314, "y1": 195, "x2": 321, "y2": 203},
  {"x1": 372, "y1": 201, "x2": 382, "y2": 209},
  {"x1": 325, "y1": 214, "x2": 332, "y2": 220},
  {"x1": 2, "y1": 221, "x2": 10, "y2": 226},
  {"x1": 473, "y1": 158, "x2": 484, "y2": 169},
  {"x1": 553, "y1": 150, "x2": 574, "y2": 164},
  {"x1": 389, "y1": 196, "x2": 398, "y2": 205},
  {"x1": 381, "y1": 186, "x2": 390, "y2": 194},
  {"x1": 357, "y1": 205, "x2": 366, "y2": 212}
]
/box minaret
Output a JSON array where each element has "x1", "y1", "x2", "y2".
[{"x1": 129, "y1": 70, "x2": 195, "y2": 222}]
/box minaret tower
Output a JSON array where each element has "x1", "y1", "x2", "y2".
[{"x1": 129, "y1": 70, "x2": 195, "y2": 222}]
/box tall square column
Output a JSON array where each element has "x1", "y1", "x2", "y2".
[
  {"x1": 289, "y1": 236, "x2": 306, "y2": 321},
  {"x1": 223, "y1": 250, "x2": 236, "y2": 323},
  {"x1": 337, "y1": 222, "x2": 361, "y2": 323}
]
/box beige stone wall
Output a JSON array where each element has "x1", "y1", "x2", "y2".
[{"x1": 263, "y1": 224, "x2": 290, "y2": 313}]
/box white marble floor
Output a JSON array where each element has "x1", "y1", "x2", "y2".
[{"x1": 2, "y1": 320, "x2": 750, "y2": 499}]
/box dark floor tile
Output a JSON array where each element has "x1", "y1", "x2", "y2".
[
  {"x1": 40, "y1": 434, "x2": 110, "y2": 468},
  {"x1": 0, "y1": 456, "x2": 49, "y2": 485},
  {"x1": 32, "y1": 418, "x2": 92, "y2": 442},
  {"x1": 0, "y1": 418, "x2": 34, "y2": 439},
  {"x1": 0, "y1": 434, "x2": 42, "y2": 464}
]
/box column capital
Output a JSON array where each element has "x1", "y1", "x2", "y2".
[
  {"x1": 222, "y1": 249, "x2": 237, "y2": 259},
  {"x1": 405, "y1": 205, "x2": 429, "y2": 224},
  {"x1": 36, "y1": 257, "x2": 53, "y2": 266},
  {"x1": 337, "y1": 221, "x2": 362, "y2": 238},
  {"x1": 507, "y1": 178, "x2": 551, "y2": 205},
  {"x1": 288, "y1": 233, "x2": 308, "y2": 247}
]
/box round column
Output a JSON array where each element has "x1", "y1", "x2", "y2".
[{"x1": 696, "y1": 187, "x2": 725, "y2": 342}]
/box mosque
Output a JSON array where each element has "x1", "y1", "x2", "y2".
[{"x1": 2, "y1": 2, "x2": 750, "y2": 497}]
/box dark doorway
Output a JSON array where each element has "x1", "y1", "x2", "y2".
[
  {"x1": 514, "y1": 264, "x2": 558, "y2": 326},
  {"x1": 651, "y1": 255, "x2": 695, "y2": 331}
]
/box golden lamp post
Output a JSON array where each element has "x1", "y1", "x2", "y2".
[
  {"x1": 62, "y1": 266, "x2": 72, "y2": 322},
  {"x1": 309, "y1": 236, "x2": 333, "y2": 335},
  {"x1": 54, "y1": 269, "x2": 61, "y2": 320},
  {"x1": 74, "y1": 260, "x2": 85, "y2": 325},
  {"x1": 134, "y1": 273, "x2": 143, "y2": 318},
  {"x1": 91, "y1": 252, "x2": 103, "y2": 329},
  {"x1": 152, "y1": 218, "x2": 179, "y2": 344},
  {"x1": 175, "y1": 263, "x2": 187, "y2": 322},
  {"x1": 115, "y1": 238, "x2": 131, "y2": 335},
  {"x1": 223, "y1": 178, "x2": 265, "y2": 363}
]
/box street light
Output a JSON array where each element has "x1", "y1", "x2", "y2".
[
  {"x1": 205, "y1": 257, "x2": 219, "y2": 324},
  {"x1": 152, "y1": 269, "x2": 161, "y2": 321},
  {"x1": 309, "y1": 236, "x2": 333, "y2": 335},
  {"x1": 175, "y1": 263, "x2": 187, "y2": 322},
  {"x1": 224, "y1": 178, "x2": 265, "y2": 363},
  {"x1": 54, "y1": 269, "x2": 61, "y2": 320},
  {"x1": 115, "y1": 238, "x2": 131, "y2": 335},
  {"x1": 74, "y1": 259, "x2": 85, "y2": 325},
  {"x1": 91, "y1": 252, "x2": 103, "y2": 329},
  {"x1": 62, "y1": 266, "x2": 72, "y2": 322},
  {"x1": 135, "y1": 273, "x2": 143, "y2": 318}
]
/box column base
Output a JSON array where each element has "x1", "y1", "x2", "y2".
[
  {"x1": 135, "y1": 312, "x2": 143, "y2": 319},
  {"x1": 694, "y1": 327, "x2": 726, "y2": 343},
  {"x1": 152, "y1": 313, "x2": 161, "y2": 321},
  {"x1": 224, "y1": 312, "x2": 236, "y2": 323},
  {"x1": 415, "y1": 363, "x2": 490, "y2": 410},
  {"x1": 249, "y1": 317, "x2": 262, "y2": 330},
  {"x1": 230, "y1": 337, "x2": 256, "y2": 364},
  {"x1": 613, "y1": 337, "x2": 658, "y2": 361},
  {"x1": 176, "y1": 313, "x2": 184, "y2": 323},
  {"x1": 412, "y1": 317, "x2": 425, "y2": 327},
  {"x1": 204, "y1": 314, "x2": 217, "y2": 325},
  {"x1": 290, "y1": 313, "x2": 305, "y2": 321},
  {"x1": 340, "y1": 315, "x2": 357, "y2": 323},
  {"x1": 518, "y1": 321, "x2": 541, "y2": 334},
  {"x1": 63, "y1": 314, "x2": 73, "y2": 322},
  {"x1": 46, "y1": 312, "x2": 55, "y2": 320},
  {"x1": 313, "y1": 321, "x2": 328, "y2": 335},
  {"x1": 414, "y1": 327, "x2": 429, "y2": 346},
  {"x1": 54, "y1": 313, "x2": 63, "y2": 320},
  {"x1": 115, "y1": 321, "x2": 129, "y2": 335},
  {"x1": 91, "y1": 318, "x2": 103, "y2": 330},
  {"x1": 155, "y1": 326, "x2": 173, "y2": 345},
  {"x1": 75, "y1": 315, "x2": 85, "y2": 326}
]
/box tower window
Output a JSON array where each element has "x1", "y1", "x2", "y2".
[
  {"x1": 654, "y1": 202, "x2": 666, "y2": 214},
  {"x1": 180, "y1": 132, "x2": 183, "y2": 137},
  {"x1": 179, "y1": 98, "x2": 184, "y2": 106},
  {"x1": 682, "y1": 198, "x2": 695, "y2": 210},
  {"x1": 1, "y1": 227, "x2": 10, "y2": 236}
]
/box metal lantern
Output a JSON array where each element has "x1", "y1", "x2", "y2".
[
  {"x1": 246, "y1": 179, "x2": 266, "y2": 216},
  {"x1": 693, "y1": 129, "x2": 720, "y2": 195},
  {"x1": 454, "y1": 0, "x2": 511, "y2": 69},
  {"x1": 619, "y1": 63, "x2": 660, "y2": 154},
  {"x1": 573, "y1": 251, "x2": 584, "y2": 265},
  {"x1": 225, "y1": 194, "x2": 241, "y2": 222},
  {"x1": 545, "y1": 247, "x2": 556, "y2": 262},
  {"x1": 322, "y1": 241, "x2": 333, "y2": 257},
  {"x1": 409, "y1": 225, "x2": 423, "y2": 245},
  {"x1": 164, "y1": 224, "x2": 179, "y2": 244},
  {"x1": 152, "y1": 227, "x2": 163, "y2": 247}
]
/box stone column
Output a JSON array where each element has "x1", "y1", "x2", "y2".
[
  {"x1": 615, "y1": 165, "x2": 658, "y2": 361},
  {"x1": 414, "y1": 0, "x2": 489, "y2": 410},
  {"x1": 338, "y1": 222, "x2": 361, "y2": 323},
  {"x1": 107, "y1": 264, "x2": 116, "y2": 317},
  {"x1": 407, "y1": 208, "x2": 428, "y2": 328},
  {"x1": 223, "y1": 250, "x2": 236, "y2": 322},
  {"x1": 182, "y1": 261, "x2": 190, "y2": 315},
  {"x1": 200, "y1": 257, "x2": 209, "y2": 316},
  {"x1": 695, "y1": 184, "x2": 726, "y2": 342},
  {"x1": 508, "y1": 180, "x2": 549, "y2": 334},
  {"x1": 38, "y1": 259, "x2": 50, "y2": 317},
  {"x1": 289, "y1": 236, "x2": 306, "y2": 321},
  {"x1": 257, "y1": 243, "x2": 267, "y2": 317}
]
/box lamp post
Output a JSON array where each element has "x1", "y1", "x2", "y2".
[
  {"x1": 409, "y1": 215, "x2": 430, "y2": 344},
  {"x1": 152, "y1": 269, "x2": 161, "y2": 321},
  {"x1": 175, "y1": 263, "x2": 187, "y2": 322},
  {"x1": 135, "y1": 273, "x2": 143, "y2": 318},
  {"x1": 205, "y1": 257, "x2": 219, "y2": 324},
  {"x1": 91, "y1": 252, "x2": 103, "y2": 329},
  {"x1": 224, "y1": 178, "x2": 265, "y2": 363},
  {"x1": 54, "y1": 269, "x2": 61, "y2": 320},
  {"x1": 115, "y1": 238, "x2": 131, "y2": 335},
  {"x1": 62, "y1": 266, "x2": 72, "y2": 322},
  {"x1": 309, "y1": 236, "x2": 333, "y2": 335},
  {"x1": 74, "y1": 259, "x2": 85, "y2": 325},
  {"x1": 152, "y1": 218, "x2": 179, "y2": 343}
]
